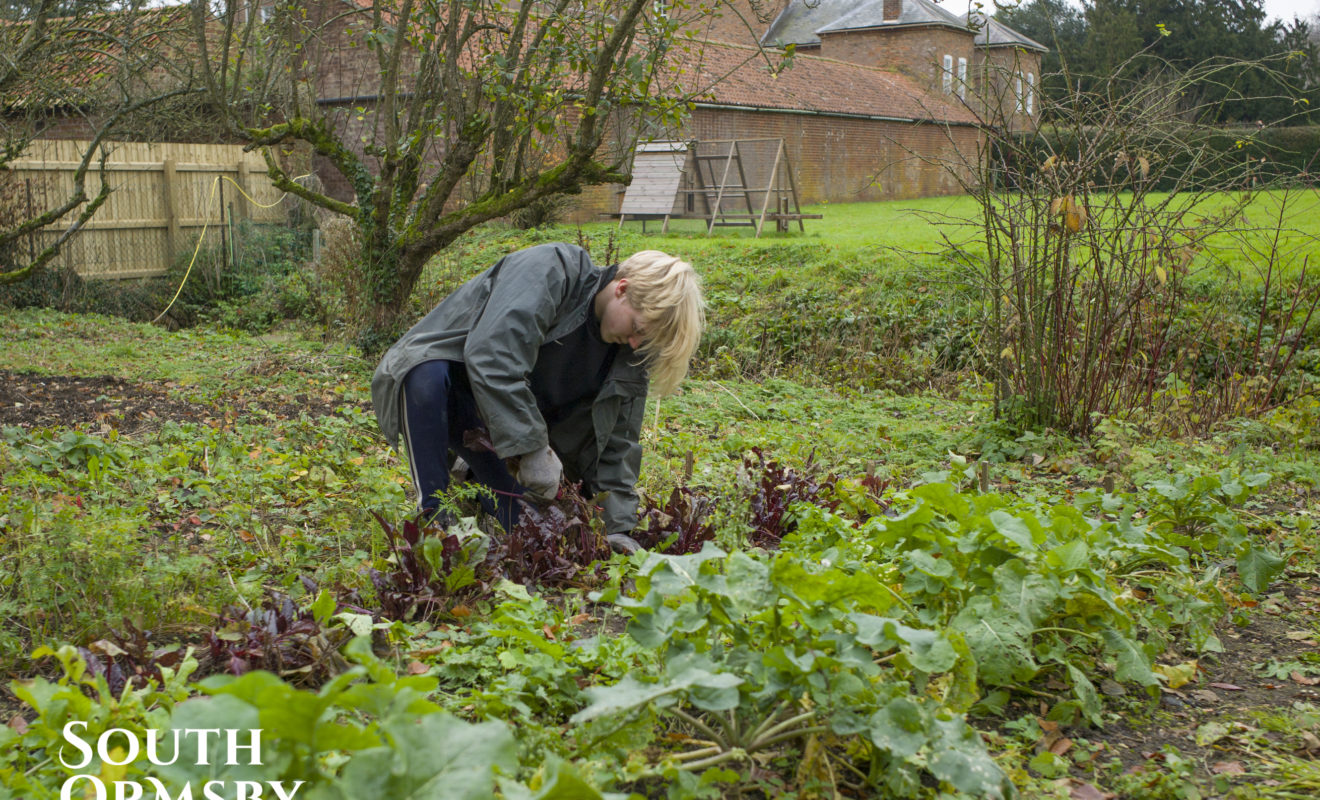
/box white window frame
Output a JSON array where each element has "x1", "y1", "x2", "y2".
[
  {"x1": 1026, "y1": 72, "x2": 1036, "y2": 115},
  {"x1": 957, "y1": 57, "x2": 968, "y2": 99},
  {"x1": 942, "y1": 54, "x2": 954, "y2": 94},
  {"x1": 1015, "y1": 73, "x2": 1024, "y2": 112}
]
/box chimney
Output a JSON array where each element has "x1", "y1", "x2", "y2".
[{"x1": 883, "y1": 0, "x2": 902, "y2": 21}]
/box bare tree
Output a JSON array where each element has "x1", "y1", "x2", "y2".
[
  {"x1": 188, "y1": 0, "x2": 748, "y2": 347},
  {"x1": 0, "y1": 1, "x2": 197, "y2": 285}
]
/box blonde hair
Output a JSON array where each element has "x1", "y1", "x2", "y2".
[{"x1": 617, "y1": 250, "x2": 705, "y2": 395}]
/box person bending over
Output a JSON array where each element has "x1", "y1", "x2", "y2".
[{"x1": 371, "y1": 242, "x2": 704, "y2": 554}]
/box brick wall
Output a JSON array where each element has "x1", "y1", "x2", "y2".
[
  {"x1": 819, "y1": 26, "x2": 976, "y2": 93},
  {"x1": 306, "y1": 3, "x2": 389, "y2": 102},
  {"x1": 570, "y1": 107, "x2": 982, "y2": 220},
  {"x1": 26, "y1": 115, "x2": 98, "y2": 140},
  {"x1": 974, "y1": 48, "x2": 1043, "y2": 131},
  {"x1": 695, "y1": 0, "x2": 790, "y2": 46}
]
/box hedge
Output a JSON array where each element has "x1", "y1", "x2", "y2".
[{"x1": 1002, "y1": 124, "x2": 1320, "y2": 190}]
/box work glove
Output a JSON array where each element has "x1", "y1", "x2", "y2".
[
  {"x1": 516, "y1": 446, "x2": 562, "y2": 503},
  {"x1": 606, "y1": 532, "x2": 644, "y2": 555}
]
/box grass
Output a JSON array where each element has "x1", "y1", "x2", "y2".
[
  {"x1": 604, "y1": 193, "x2": 980, "y2": 253},
  {"x1": 605, "y1": 186, "x2": 1318, "y2": 247},
  {"x1": 2, "y1": 191, "x2": 1320, "y2": 798},
  {"x1": 0, "y1": 308, "x2": 373, "y2": 405}
]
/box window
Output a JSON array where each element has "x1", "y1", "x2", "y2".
[
  {"x1": 957, "y1": 57, "x2": 968, "y2": 100},
  {"x1": 258, "y1": 4, "x2": 275, "y2": 22},
  {"x1": 1026, "y1": 72, "x2": 1036, "y2": 115},
  {"x1": 1015, "y1": 73, "x2": 1024, "y2": 112},
  {"x1": 942, "y1": 54, "x2": 954, "y2": 94}
]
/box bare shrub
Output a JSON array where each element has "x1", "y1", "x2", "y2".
[
  {"x1": 310, "y1": 216, "x2": 361, "y2": 334},
  {"x1": 928, "y1": 51, "x2": 1319, "y2": 436}
]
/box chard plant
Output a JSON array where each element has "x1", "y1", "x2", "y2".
[{"x1": 578, "y1": 545, "x2": 1011, "y2": 798}]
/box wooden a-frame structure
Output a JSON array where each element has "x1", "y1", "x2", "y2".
[{"x1": 614, "y1": 139, "x2": 821, "y2": 236}]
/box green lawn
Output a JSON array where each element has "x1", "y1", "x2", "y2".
[{"x1": 600, "y1": 187, "x2": 1320, "y2": 283}]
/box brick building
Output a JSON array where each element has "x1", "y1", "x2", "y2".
[
  {"x1": 760, "y1": 0, "x2": 1045, "y2": 130},
  {"x1": 11, "y1": 0, "x2": 1046, "y2": 218},
  {"x1": 575, "y1": 0, "x2": 1046, "y2": 214},
  {"x1": 252, "y1": 0, "x2": 1047, "y2": 212}
]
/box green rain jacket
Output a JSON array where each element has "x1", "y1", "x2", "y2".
[{"x1": 371, "y1": 242, "x2": 647, "y2": 533}]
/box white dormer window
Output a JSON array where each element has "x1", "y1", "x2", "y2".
[
  {"x1": 957, "y1": 57, "x2": 968, "y2": 99},
  {"x1": 1015, "y1": 73, "x2": 1024, "y2": 112},
  {"x1": 942, "y1": 54, "x2": 954, "y2": 94},
  {"x1": 1026, "y1": 72, "x2": 1036, "y2": 115}
]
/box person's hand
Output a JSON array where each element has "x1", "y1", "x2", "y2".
[
  {"x1": 606, "y1": 532, "x2": 644, "y2": 555},
  {"x1": 517, "y1": 446, "x2": 562, "y2": 502}
]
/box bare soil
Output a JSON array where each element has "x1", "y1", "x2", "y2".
[
  {"x1": 0, "y1": 369, "x2": 356, "y2": 431},
  {"x1": 1006, "y1": 570, "x2": 1320, "y2": 795}
]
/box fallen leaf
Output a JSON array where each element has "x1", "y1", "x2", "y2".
[
  {"x1": 1285, "y1": 631, "x2": 1314, "y2": 640},
  {"x1": 1211, "y1": 761, "x2": 1245, "y2": 775},
  {"x1": 7, "y1": 715, "x2": 27, "y2": 734},
  {"x1": 1155, "y1": 660, "x2": 1198, "y2": 689},
  {"x1": 1050, "y1": 737, "x2": 1075, "y2": 756},
  {"x1": 406, "y1": 660, "x2": 428, "y2": 675},
  {"x1": 88, "y1": 639, "x2": 127, "y2": 657},
  {"x1": 1189, "y1": 689, "x2": 1221, "y2": 704},
  {"x1": 1196, "y1": 721, "x2": 1231, "y2": 746},
  {"x1": 1302, "y1": 731, "x2": 1320, "y2": 753},
  {"x1": 794, "y1": 734, "x2": 830, "y2": 787},
  {"x1": 449, "y1": 605, "x2": 472, "y2": 618},
  {"x1": 543, "y1": 624, "x2": 557, "y2": 641},
  {"x1": 1066, "y1": 779, "x2": 1114, "y2": 800},
  {"x1": 1290, "y1": 672, "x2": 1320, "y2": 686},
  {"x1": 1210, "y1": 682, "x2": 1245, "y2": 691},
  {"x1": 569, "y1": 613, "x2": 591, "y2": 626}
]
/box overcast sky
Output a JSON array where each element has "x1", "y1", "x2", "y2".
[
  {"x1": 983, "y1": 0, "x2": 1319, "y2": 25},
  {"x1": 1263, "y1": 0, "x2": 1319, "y2": 22}
]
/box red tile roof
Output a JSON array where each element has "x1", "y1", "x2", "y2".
[
  {"x1": 1, "y1": 5, "x2": 195, "y2": 110},
  {"x1": 5, "y1": 2, "x2": 978, "y2": 128},
  {"x1": 674, "y1": 39, "x2": 981, "y2": 125}
]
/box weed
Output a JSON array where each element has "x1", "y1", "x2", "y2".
[{"x1": 1106, "y1": 746, "x2": 1202, "y2": 800}]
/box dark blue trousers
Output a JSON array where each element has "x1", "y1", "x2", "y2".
[{"x1": 400, "y1": 359, "x2": 524, "y2": 530}]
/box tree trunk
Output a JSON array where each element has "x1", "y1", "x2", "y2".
[{"x1": 357, "y1": 234, "x2": 411, "y2": 355}]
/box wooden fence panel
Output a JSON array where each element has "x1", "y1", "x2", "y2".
[{"x1": 6, "y1": 140, "x2": 286, "y2": 279}]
